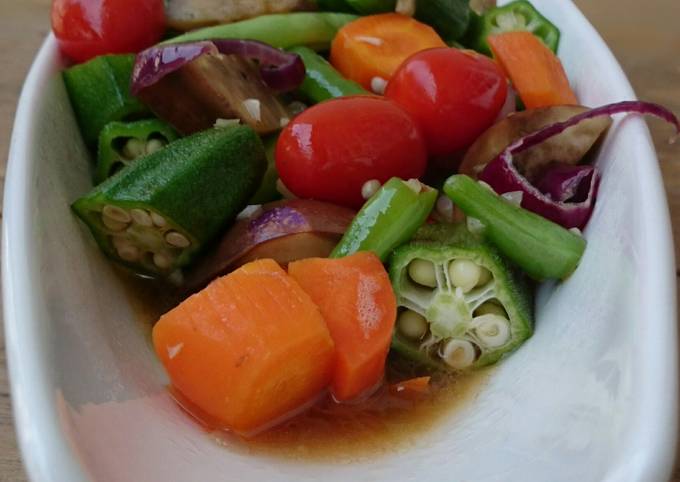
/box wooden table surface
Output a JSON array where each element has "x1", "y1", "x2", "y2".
[{"x1": 0, "y1": 1, "x2": 678, "y2": 480}]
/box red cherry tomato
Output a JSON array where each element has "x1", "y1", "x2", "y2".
[
  {"x1": 386, "y1": 48, "x2": 508, "y2": 157},
  {"x1": 276, "y1": 97, "x2": 427, "y2": 209},
  {"x1": 51, "y1": 0, "x2": 165, "y2": 63}
]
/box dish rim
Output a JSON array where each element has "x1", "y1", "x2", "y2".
[{"x1": 3, "y1": 6, "x2": 678, "y2": 481}]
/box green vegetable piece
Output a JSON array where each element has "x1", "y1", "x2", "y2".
[
  {"x1": 443, "y1": 175, "x2": 585, "y2": 280},
  {"x1": 95, "y1": 119, "x2": 178, "y2": 184},
  {"x1": 63, "y1": 54, "x2": 149, "y2": 146},
  {"x1": 390, "y1": 223, "x2": 533, "y2": 372},
  {"x1": 463, "y1": 0, "x2": 560, "y2": 55},
  {"x1": 289, "y1": 46, "x2": 368, "y2": 104},
  {"x1": 331, "y1": 178, "x2": 437, "y2": 261},
  {"x1": 72, "y1": 126, "x2": 266, "y2": 277},
  {"x1": 315, "y1": 0, "x2": 357, "y2": 12},
  {"x1": 415, "y1": 0, "x2": 471, "y2": 42},
  {"x1": 164, "y1": 12, "x2": 359, "y2": 51},
  {"x1": 345, "y1": 0, "x2": 395, "y2": 14},
  {"x1": 248, "y1": 134, "x2": 282, "y2": 205}
]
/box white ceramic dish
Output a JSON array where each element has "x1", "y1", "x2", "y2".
[{"x1": 4, "y1": 1, "x2": 678, "y2": 481}]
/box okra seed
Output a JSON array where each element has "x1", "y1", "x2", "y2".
[
  {"x1": 122, "y1": 138, "x2": 145, "y2": 159},
  {"x1": 449, "y1": 259, "x2": 482, "y2": 293},
  {"x1": 440, "y1": 339, "x2": 476, "y2": 369},
  {"x1": 476, "y1": 267, "x2": 493, "y2": 287},
  {"x1": 475, "y1": 301, "x2": 507, "y2": 318},
  {"x1": 145, "y1": 138, "x2": 166, "y2": 155},
  {"x1": 102, "y1": 216, "x2": 127, "y2": 231},
  {"x1": 153, "y1": 252, "x2": 173, "y2": 270},
  {"x1": 397, "y1": 310, "x2": 428, "y2": 340},
  {"x1": 112, "y1": 237, "x2": 139, "y2": 261},
  {"x1": 165, "y1": 231, "x2": 191, "y2": 248},
  {"x1": 361, "y1": 179, "x2": 381, "y2": 200},
  {"x1": 102, "y1": 205, "x2": 131, "y2": 224},
  {"x1": 408, "y1": 259, "x2": 437, "y2": 288},
  {"x1": 150, "y1": 212, "x2": 167, "y2": 227},
  {"x1": 471, "y1": 314, "x2": 511, "y2": 348},
  {"x1": 130, "y1": 209, "x2": 153, "y2": 227}
]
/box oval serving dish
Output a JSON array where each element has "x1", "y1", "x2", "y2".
[{"x1": 3, "y1": 1, "x2": 678, "y2": 481}]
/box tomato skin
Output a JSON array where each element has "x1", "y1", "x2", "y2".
[
  {"x1": 276, "y1": 97, "x2": 428, "y2": 209},
  {"x1": 51, "y1": 0, "x2": 165, "y2": 63},
  {"x1": 385, "y1": 48, "x2": 508, "y2": 157}
]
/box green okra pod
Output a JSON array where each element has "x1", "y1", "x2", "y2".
[
  {"x1": 463, "y1": 0, "x2": 560, "y2": 55},
  {"x1": 95, "y1": 119, "x2": 178, "y2": 184},
  {"x1": 63, "y1": 54, "x2": 150, "y2": 146},
  {"x1": 331, "y1": 178, "x2": 437, "y2": 261},
  {"x1": 163, "y1": 12, "x2": 359, "y2": 51},
  {"x1": 443, "y1": 174, "x2": 585, "y2": 280},
  {"x1": 73, "y1": 126, "x2": 266, "y2": 277},
  {"x1": 289, "y1": 46, "x2": 368, "y2": 104},
  {"x1": 390, "y1": 223, "x2": 533, "y2": 371}
]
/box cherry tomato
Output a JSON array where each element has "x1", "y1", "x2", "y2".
[
  {"x1": 276, "y1": 97, "x2": 427, "y2": 209},
  {"x1": 385, "y1": 48, "x2": 508, "y2": 157},
  {"x1": 51, "y1": 0, "x2": 165, "y2": 63}
]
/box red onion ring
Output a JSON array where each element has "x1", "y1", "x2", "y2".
[{"x1": 479, "y1": 101, "x2": 680, "y2": 229}]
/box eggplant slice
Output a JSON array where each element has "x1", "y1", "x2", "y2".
[
  {"x1": 166, "y1": 0, "x2": 314, "y2": 31},
  {"x1": 460, "y1": 105, "x2": 612, "y2": 182}
]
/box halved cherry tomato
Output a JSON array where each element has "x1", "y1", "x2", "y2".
[
  {"x1": 276, "y1": 96, "x2": 427, "y2": 209},
  {"x1": 385, "y1": 48, "x2": 508, "y2": 157},
  {"x1": 51, "y1": 0, "x2": 165, "y2": 63}
]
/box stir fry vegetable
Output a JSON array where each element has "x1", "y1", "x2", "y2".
[
  {"x1": 444, "y1": 175, "x2": 586, "y2": 280},
  {"x1": 96, "y1": 119, "x2": 177, "y2": 183},
  {"x1": 63, "y1": 55, "x2": 149, "y2": 146},
  {"x1": 390, "y1": 223, "x2": 533, "y2": 371},
  {"x1": 73, "y1": 126, "x2": 266, "y2": 277},
  {"x1": 330, "y1": 13, "x2": 446, "y2": 89},
  {"x1": 290, "y1": 46, "x2": 368, "y2": 103},
  {"x1": 153, "y1": 258, "x2": 336, "y2": 435},
  {"x1": 464, "y1": 0, "x2": 560, "y2": 55},
  {"x1": 164, "y1": 12, "x2": 358, "y2": 50},
  {"x1": 331, "y1": 178, "x2": 437, "y2": 260}
]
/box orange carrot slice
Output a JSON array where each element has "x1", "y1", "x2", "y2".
[
  {"x1": 288, "y1": 252, "x2": 397, "y2": 401},
  {"x1": 488, "y1": 31, "x2": 578, "y2": 109},
  {"x1": 330, "y1": 13, "x2": 446, "y2": 90},
  {"x1": 152, "y1": 259, "x2": 335, "y2": 435}
]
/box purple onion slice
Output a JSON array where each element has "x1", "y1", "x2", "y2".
[
  {"x1": 479, "y1": 101, "x2": 680, "y2": 229},
  {"x1": 536, "y1": 164, "x2": 597, "y2": 203},
  {"x1": 131, "y1": 39, "x2": 305, "y2": 95}
]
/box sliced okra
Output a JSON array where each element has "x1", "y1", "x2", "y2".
[
  {"x1": 389, "y1": 223, "x2": 533, "y2": 371},
  {"x1": 72, "y1": 125, "x2": 266, "y2": 277},
  {"x1": 95, "y1": 119, "x2": 178, "y2": 183}
]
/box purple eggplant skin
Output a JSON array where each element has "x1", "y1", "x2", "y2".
[
  {"x1": 137, "y1": 53, "x2": 291, "y2": 136},
  {"x1": 459, "y1": 105, "x2": 612, "y2": 182},
  {"x1": 183, "y1": 199, "x2": 355, "y2": 292}
]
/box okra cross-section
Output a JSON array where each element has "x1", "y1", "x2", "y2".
[
  {"x1": 96, "y1": 119, "x2": 178, "y2": 183},
  {"x1": 389, "y1": 224, "x2": 533, "y2": 371},
  {"x1": 72, "y1": 125, "x2": 266, "y2": 277}
]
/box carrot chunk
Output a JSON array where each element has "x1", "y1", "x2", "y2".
[
  {"x1": 152, "y1": 259, "x2": 335, "y2": 435},
  {"x1": 488, "y1": 31, "x2": 578, "y2": 109},
  {"x1": 288, "y1": 252, "x2": 397, "y2": 401},
  {"x1": 330, "y1": 13, "x2": 446, "y2": 89}
]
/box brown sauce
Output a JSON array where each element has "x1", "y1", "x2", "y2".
[{"x1": 123, "y1": 272, "x2": 492, "y2": 461}]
